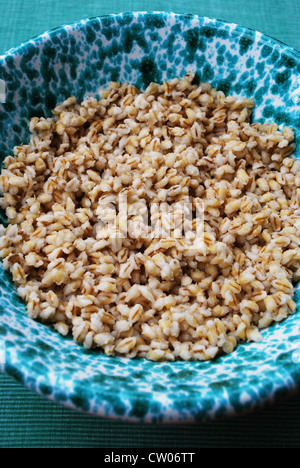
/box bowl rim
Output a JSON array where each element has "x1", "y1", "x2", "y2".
[
  {"x1": 1, "y1": 10, "x2": 300, "y2": 59},
  {"x1": 1, "y1": 10, "x2": 300, "y2": 424}
]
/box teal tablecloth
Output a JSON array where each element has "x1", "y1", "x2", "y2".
[{"x1": 1, "y1": 0, "x2": 300, "y2": 449}]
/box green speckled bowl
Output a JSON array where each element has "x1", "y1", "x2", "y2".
[{"x1": 0, "y1": 11, "x2": 300, "y2": 423}]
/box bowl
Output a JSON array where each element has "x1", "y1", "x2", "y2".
[{"x1": 0, "y1": 11, "x2": 300, "y2": 424}]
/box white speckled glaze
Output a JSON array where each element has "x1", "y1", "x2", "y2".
[{"x1": 0, "y1": 11, "x2": 299, "y2": 423}]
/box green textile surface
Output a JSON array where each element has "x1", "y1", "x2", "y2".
[
  {"x1": 0, "y1": 0, "x2": 300, "y2": 448},
  {"x1": 0, "y1": 0, "x2": 300, "y2": 54},
  {"x1": 1, "y1": 370, "x2": 300, "y2": 448}
]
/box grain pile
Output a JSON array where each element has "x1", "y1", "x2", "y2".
[{"x1": 0, "y1": 73, "x2": 299, "y2": 361}]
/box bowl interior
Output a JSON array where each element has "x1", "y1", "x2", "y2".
[{"x1": 0, "y1": 11, "x2": 300, "y2": 423}]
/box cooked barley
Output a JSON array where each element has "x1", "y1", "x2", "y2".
[{"x1": 0, "y1": 73, "x2": 299, "y2": 361}]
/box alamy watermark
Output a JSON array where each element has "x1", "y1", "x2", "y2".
[
  {"x1": 0, "y1": 79, "x2": 5, "y2": 103},
  {"x1": 94, "y1": 193, "x2": 205, "y2": 252}
]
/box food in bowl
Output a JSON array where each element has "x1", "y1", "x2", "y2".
[{"x1": 0, "y1": 72, "x2": 299, "y2": 362}]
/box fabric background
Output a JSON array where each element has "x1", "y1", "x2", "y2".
[{"x1": 0, "y1": 0, "x2": 300, "y2": 448}]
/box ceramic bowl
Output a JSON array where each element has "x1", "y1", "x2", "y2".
[{"x1": 0, "y1": 11, "x2": 300, "y2": 423}]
